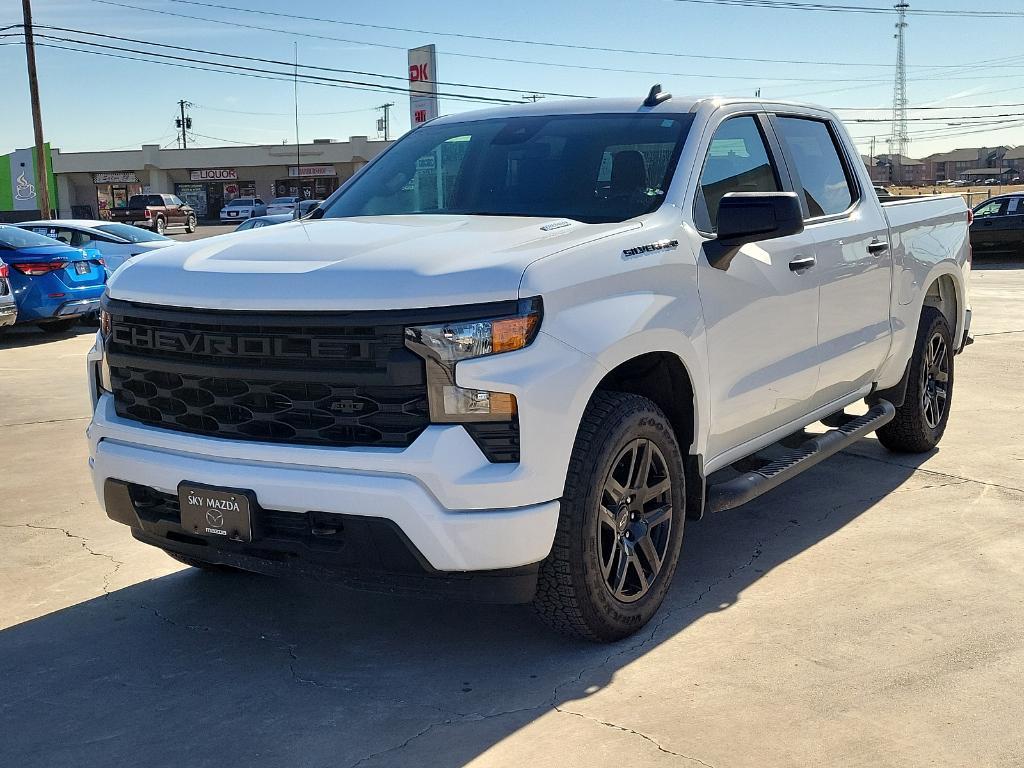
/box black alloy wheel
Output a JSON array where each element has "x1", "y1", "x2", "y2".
[
  {"x1": 533, "y1": 391, "x2": 687, "y2": 642},
  {"x1": 876, "y1": 306, "x2": 955, "y2": 453},
  {"x1": 598, "y1": 438, "x2": 674, "y2": 603},
  {"x1": 921, "y1": 331, "x2": 949, "y2": 429}
]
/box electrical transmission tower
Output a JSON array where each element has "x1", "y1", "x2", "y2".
[{"x1": 888, "y1": 1, "x2": 909, "y2": 183}]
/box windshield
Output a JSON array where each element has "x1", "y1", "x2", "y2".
[
  {"x1": 319, "y1": 113, "x2": 694, "y2": 224},
  {"x1": 94, "y1": 223, "x2": 170, "y2": 243},
  {"x1": 0, "y1": 225, "x2": 68, "y2": 250},
  {"x1": 270, "y1": 197, "x2": 296, "y2": 205},
  {"x1": 226, "y1": 198, "x2": 254, "y2": 207}
]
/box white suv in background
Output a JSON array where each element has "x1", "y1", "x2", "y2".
[{"x1": 218, "y1": 197, "x2": 267, "y2": 223}]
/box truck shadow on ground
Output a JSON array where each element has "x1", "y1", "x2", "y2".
[
  {"x1": 971, "y1": 254, "x2": 1023, "y2": 271},
  {"x1": 0, "y1": 323, "x2": 96, "y2": 349},
  {"x1": 0, "y1": 443, "x2": 927, "y2": 768}
]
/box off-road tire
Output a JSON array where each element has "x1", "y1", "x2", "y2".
[
  {"x1": 185, "y1": 214, "x2": 197, "y2": 233},
  {"x1": 877, "y1": 306, "x2": 954, "y2": 453},
  {"x1": 533, "y1": 391, "x2": 687, "y2": 642},
  {"x1": 37, "y1": 318, "x2": 77, "y2": 333},
  {"x1": 154, "y1": 216, "x2": 166, "y2": 235},
  {"x1": 166, "y1": 550, "x2": 241, "y2": 573}
]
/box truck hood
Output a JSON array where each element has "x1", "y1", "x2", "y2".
[{"x1": 108, "y1": 215, "x2": 638, "y2": 310}]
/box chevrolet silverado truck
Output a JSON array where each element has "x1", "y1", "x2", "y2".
[
  {"x1": 108, "y1": 194, "x2": 197, "y2": 235},
  {"x1": 87, "y1": 90, "x2": 972, "y2": 641}
]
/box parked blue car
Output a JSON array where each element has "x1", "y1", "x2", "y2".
[{"x1": 0, "y1": 224, "x2": 106, "y2": 332}]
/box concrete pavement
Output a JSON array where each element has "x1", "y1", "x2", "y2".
[{"x1": 0, "y1": 257, "x2": 1021, "y2": 767}]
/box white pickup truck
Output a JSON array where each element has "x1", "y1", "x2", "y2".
[{"x1": 87, "y1": 90, "x2": 972, "y2": 641}]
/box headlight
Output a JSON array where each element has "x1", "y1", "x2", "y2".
[
  {"x1": 404, "y1": 298, "x2": 542, "y2": 363},
  {"x1": 405, "y1": 298, "x2": 542, "y2": 423}
]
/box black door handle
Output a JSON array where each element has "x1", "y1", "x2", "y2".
[
  {"x1": 789, "y1": 256, "x2": 816, "y2": 272},
  {"x1": 867, "y1": 240, "x2": 889, "y2": 254}
]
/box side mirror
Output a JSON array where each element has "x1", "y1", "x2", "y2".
[{"x1": 705, "y1": 192, "x2": 804, "y2": 270}]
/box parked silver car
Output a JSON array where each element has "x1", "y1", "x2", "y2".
[{"x1": 0, "y1": 258, "x2": 17, "y2": 328}]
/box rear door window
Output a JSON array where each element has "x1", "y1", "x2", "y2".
[
  {"x1": 774, "y1": 117, "x2": 857, "y2": 218},
  {"x1": 695, "y1": 115, "x2": 781, "y2": 232}
]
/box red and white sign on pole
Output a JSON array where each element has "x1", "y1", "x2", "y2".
[{"x1": 408, "y1": 44, "x2": 439, "y2": 128}]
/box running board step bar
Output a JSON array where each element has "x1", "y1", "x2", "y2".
[{"x1": 706, "y1": 400, "x2": 896, "y2": 514}]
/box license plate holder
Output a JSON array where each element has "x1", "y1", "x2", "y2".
[
  {"x1": 178, "y1": 482, "x2": 253, "y2": 542},
  {"x1": 74, "y1": 262, "x2": 90, "y2": 275}
]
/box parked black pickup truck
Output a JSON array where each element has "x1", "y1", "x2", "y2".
[{"x1": 108, "y1": 194, "x2": 197, "y2": 235}]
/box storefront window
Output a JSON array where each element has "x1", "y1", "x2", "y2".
[
  {"x1": 174, "y1": 181, "x2": 255, "y2": 219},
  {"x1": 275, "y1": 176, "x2": 339, "y2": 201},
  {"x1": 96, "y1": 183, "x2": 143, "y2": 220},
  {"x1": 175, "y1": 183, "x2": 208, "y2": 217}
]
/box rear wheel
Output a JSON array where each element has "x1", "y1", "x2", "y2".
[
  {"x1": 533, "y1": 391, "x2": 686, "y2": 642},
  {"x1": 877, "y1": 306, "x2": 954, "y2": 453},
  {"x1": 185, "y1": 214, "x2": 197, "y2": 233},
  {"x1": 37, "y1": 318, "x2": 77, "y2": 333},
  {"x1": 154, "y1": 216, "x2": 166, "y2": 235}
]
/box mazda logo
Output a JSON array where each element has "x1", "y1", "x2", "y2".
[{"x1": 206, "y1": 510, "x2": 224, "y2": 527}]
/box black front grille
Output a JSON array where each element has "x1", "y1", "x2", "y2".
[
  {"x1": 111, "y1": 365, "x2": 428, "y2": 447},
  {"x1": 105, "y1": 299, "x2": 446, "y2": 449}
]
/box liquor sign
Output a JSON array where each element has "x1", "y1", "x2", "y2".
[
  {"x1": 408, "y1": 44, "x2": 439, "y2": 127},
  {"x1": 189, "y1": 168, "x2": 238, "y2": 181},
  {"x1": 93, "y1": 171, "x2": 138, "y2": 184},
  {"x1": 288, "y1": 165, "x2": 337, "y2": 178}
]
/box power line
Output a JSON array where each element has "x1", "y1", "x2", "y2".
[
  {"x1": 127, "y1": 0, "x2": 905, "y2": 69},
  {"x1": 30, "y1": 21, "x2": 1022, "y2": 88},
  {"x1": 664, "y1": 0, "x2": 1024, "y2": 17},
  {"x1": 192, "y1": 103, "x2": 379, "y2": 117},
  {"x1": 30, "y1": 34, "x2": 527, "y2": 104},
  {"x1": 34, "y1": 25, "x2": 591, "y2": 98},
  {"x1": 54, "y1": 2, "x2": 906, "y2": 84}
]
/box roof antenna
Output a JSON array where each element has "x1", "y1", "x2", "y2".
[{"x1": 643, "y1": 83, "x2": 671, "y2": 107}]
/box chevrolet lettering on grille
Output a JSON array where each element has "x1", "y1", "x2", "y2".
[{"x1": 111, "y1": 325, "x2": 360, "y2": 360}]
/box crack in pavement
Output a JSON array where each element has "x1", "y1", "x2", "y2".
[
  {"x1": 0, "y1": 522, "x2": 123, "y2": 594},
  {"x1": 845, "y1": 452, "x2": 1024, "y2": 496},
  {"x1": 0, "y1": 416, "x2": 91, "y2": 428},
  {"x1": 555, "y1": 706, "x2": 715, "y2": 767},
  {"x1": 972, "y1": 329, "x2": 1024, "y2": 338}
]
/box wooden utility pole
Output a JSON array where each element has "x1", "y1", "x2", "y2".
[{"x1": 21, "y1": 0, "x2": 53, "y2": 219}]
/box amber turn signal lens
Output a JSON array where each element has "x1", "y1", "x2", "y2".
[{"x1": 492, "y1": 315, "x2": 540, "y2": 354}]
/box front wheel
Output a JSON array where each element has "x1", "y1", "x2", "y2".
[
  {"x1": 533, "y1": 391, "x2": 687, "y2": 642},
  {"x1": 185, "y1": 214, "x2": 197, "y2": 233},
  {"x1": 876, "y1": 306, "x2": 954, "y2": 453}
]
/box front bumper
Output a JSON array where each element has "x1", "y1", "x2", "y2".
[
  {"x1": 104, "y1": 479, "x2": 543, "y2": 602},
  {"x1": 89, "y1": 428, "x2": 559, "y2": 574}
]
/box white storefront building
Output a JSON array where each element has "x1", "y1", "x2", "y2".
[{"x1": 51, "y1": 136, "x2": 392, "y2": 220}]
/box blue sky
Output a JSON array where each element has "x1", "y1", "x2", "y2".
[{"x1": 2, "y1": 0, "x2": 1023, "y2": 158}]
